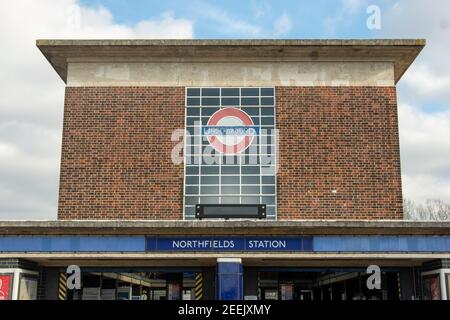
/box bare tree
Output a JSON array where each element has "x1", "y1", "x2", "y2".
[{"x1": 403, "y1": 198, "x2": 450, "y2": 221}]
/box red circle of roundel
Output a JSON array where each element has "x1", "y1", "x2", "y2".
[{"x1": 206, "y1": 108, "x2": 255, "y2": 154}]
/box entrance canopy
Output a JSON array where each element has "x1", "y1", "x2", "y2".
[{"x1": 1, "y1": 220, "x2": 450, "y2": 267}]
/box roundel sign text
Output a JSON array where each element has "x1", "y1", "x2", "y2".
[{"x1": 202, "y1": 108, "x2": 259, "y2": 154}]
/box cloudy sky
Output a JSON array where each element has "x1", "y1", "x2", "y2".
[{"x1": 0, "y1": 0, "x2": 449, "y2": 219}]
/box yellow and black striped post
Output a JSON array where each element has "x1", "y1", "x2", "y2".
[
  {"x1": 58, "y1": 272, "x2": 67, "y2": 300},
  {"x1": 194, "y1": 272, "x2": 203, "y2": 300}
]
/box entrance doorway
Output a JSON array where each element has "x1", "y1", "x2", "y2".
[
  {"x1": 250, "y1": 268, "x2": 401, "y2": 301},
  {"x1": 63, "y1": 268, "x2": 210, "y2": 300}
]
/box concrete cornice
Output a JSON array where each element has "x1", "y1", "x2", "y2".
[
  {"x1": 0, "y1": 219, "x2": 449, "y2": 236},
  {"x1": 36, "y1": 39, "x2": 426, "y2": 47},
  {"x1": 36, "y1": 38, "x2": 425, "y2": 84}
]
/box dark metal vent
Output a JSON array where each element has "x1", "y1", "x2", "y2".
[{"x1": 195, "y1": 204, "x2": 266, "y2": 219}]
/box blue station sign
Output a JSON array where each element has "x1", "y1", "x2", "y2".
[{"x1": 145, "y1": 237, "x2": 313, "y2": 252}]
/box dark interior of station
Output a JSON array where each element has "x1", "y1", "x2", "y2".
[{"x1": 58, "y1": 267, "x2": 406, "y2": 301}]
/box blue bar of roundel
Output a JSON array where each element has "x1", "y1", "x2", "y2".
[{"x1": 202, "y1": 126, "x2": 260, "y2": 135}]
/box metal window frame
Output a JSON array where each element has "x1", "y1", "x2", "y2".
[{"x1": 183, "y1": 87, "x2": 277, "y2": 220}]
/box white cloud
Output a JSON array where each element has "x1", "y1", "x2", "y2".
[
  {"x1": 377, "y1": 0, "x2": 450, "y2": 206},
  {"x1": 273, "y1": 12, "x2": 293, "y2": 37},
  {"x1": 193, "y1": 2, "x2": 292, "y2": 38},
  {"x1": 343, "y1": 0, "x2": 365, "y2": 14},
  {"x1": 252, "y1": 1, "x2": 271, "y2": 19},
  {"x1": 134, "y1": 12, "x2": 194, "y2": 38},
  {"x1": 324, "y1": 0, "x2": 450, "y2": 207},
  {"x1": 399, "y1": 103, "x2": 450, "y2": 178},
  {"x1": 0, "y1": 0, "x2": 194, "y2": 220},
  {"x1": 399, "y1": 103, "x2": 450, "y2": 204},
  {"x1": 195, "y1": 3, "x2": 262, "y2": 36},
  {"x1": 381, "y1": 0, "x2": 450, "y2": 101},
  {"x1": 324, "y1": 0, "x2": 367, "y2": 35},
  {"x1": 402, "y1": 65, "x2": 450, "y2": 101}
]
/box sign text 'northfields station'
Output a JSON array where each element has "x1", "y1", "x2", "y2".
[{"x1": 145, "y1": 237, "x2": 313, "y2": 252}]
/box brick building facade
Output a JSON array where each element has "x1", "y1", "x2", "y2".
[
  {"x1": 277, "y1": 86, "x2": 402, "y2": 220},
  {"x1": 59, "y1": 87, "x2": 185, "y2": 220},
  {"x1": 59, "y1": 85, "x2": 402, "y2": 220}
]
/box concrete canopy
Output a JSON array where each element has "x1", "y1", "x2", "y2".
[
  {"x1": 36, "y1": 39, "x2": 425, "y2": 84},
  {"x1": 1, "y1": 220, "x2": 449, "y2": 236}
]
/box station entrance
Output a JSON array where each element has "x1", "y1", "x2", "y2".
[
  {"x1": 63, "y1": 268, "x2": 211, "y2": 300},
  {"x1": 55, "y1": 266, "x2": 404, "y2": 301},
  {"x1": 252, "y1": 268, "x2": 402, "y2": 300}
]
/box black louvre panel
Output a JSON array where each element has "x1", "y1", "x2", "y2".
[{"x1": 196, "y1": 204, "x2": 266, "y2": 219}]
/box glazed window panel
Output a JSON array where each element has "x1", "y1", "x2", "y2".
[{"x1": 184, "y1": 87, "x2": 277, "y2": 220}]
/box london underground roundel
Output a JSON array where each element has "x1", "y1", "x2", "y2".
[{"x1": 202, "y1": 108, "x2": 259, "y2": 154}]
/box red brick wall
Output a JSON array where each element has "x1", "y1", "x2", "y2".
[
  {"x1": 58, "y1": 87, "x2": 184, "y2": 219},
  {"x1": 59, "y1": 86, "x2": 402, "y2": 220},
  {"x1": 276, "y1": 86, "x2": 403, "y2": 219}
]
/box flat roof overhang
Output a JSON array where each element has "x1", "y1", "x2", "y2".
[
  {"x1": 2, "y1": 220, "x2": 449, "y2": 267},
  {"x1": 1, "y1": 220, "x2": 449, "y2": 236},
  {"x1": 1, "y1": 252, "x2": 448, "y2": 268},
  {"x1": 36, "y1": 39, "x2": 425, "y2": 84}
]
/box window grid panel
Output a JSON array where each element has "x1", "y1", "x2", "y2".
[{"x1": 184, "y1": 87, "x2": 276, "y2": 220}]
